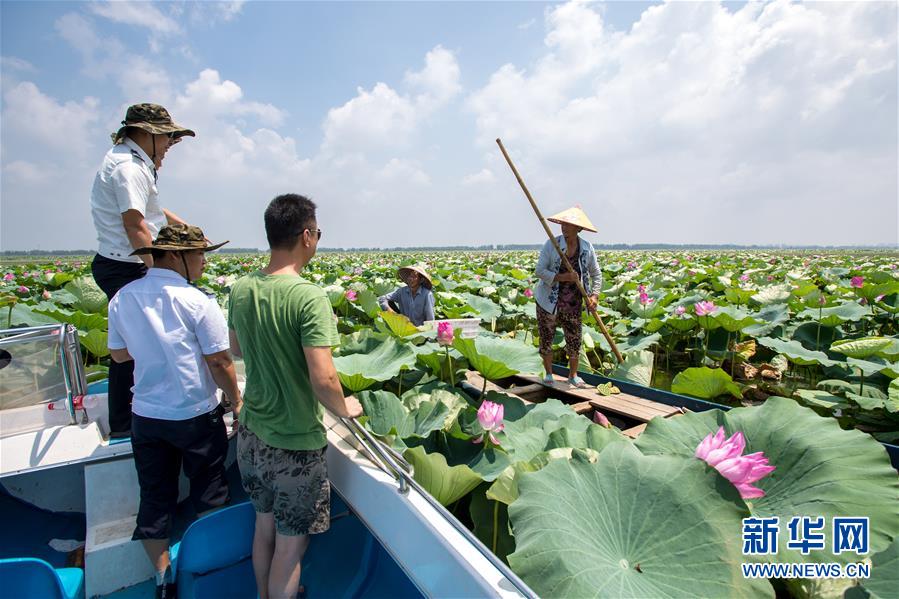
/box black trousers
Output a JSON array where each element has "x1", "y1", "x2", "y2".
[
  {"x1": 131, "y1": 406, "x2": 230, "y2": 540},
  {"x1": 91, "y1": 254, "x2": 147, "y2": 435}
]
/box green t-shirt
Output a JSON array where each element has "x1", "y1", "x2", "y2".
[{"x1": 228, "y1": 272, "x2": 339, "y2": 450}]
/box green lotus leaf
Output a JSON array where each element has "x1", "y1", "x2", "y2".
[
  {"x1": 357, "y1": 389, "x2": 448, "y2": 438},
  {"x1": 451, "y1": 335, "x2": 542, "y2": 381},
  {"x1": 791, "y1": 322, "x2": 843, "y2": 352},
  {"x1": 609, "y1": 350, "x2": 654, "y2": 387},
  {"x1": 724, "y1": 287, "x2": 755, "y2": 305},
  {"x1": 355, "y1": 289, "x2": 382, "y2": 319},
  {"x1": 890, "y1": 378, "x2": 899, "y2": 406},
  {"x1": 856, "y1": 280, "x2": 899, "y2": 302},
  {"x1": 752, "y1": 284, "x2": 792, "y2": 305},
  {"x1": 332, "y1": 336, "x2": 417, "y2": 392},
  {"x1": 378, "y1": 310, "x2": 421, "y2": 338},
  {"x1": 635, "y1": 397, "x2": 899, "y2": 564},
  {"x1": 711, "y1": 305, "x2": 760, "y2": 332},
  {"x1": 671, "y1": 367, "x2": 742, "y2": 400},
  {"x1": 616, "y1": 333, "x2": 661, "y2": 353},
  {"x1": 508, "y1": 444, "x2": 770, "y2": 598},
  {"x1": 403, "y1": 445, "x2": 482, "y2": 506},
  {"x1": 627, "y1": 299, "x2": 665, "y2": 319},
  {"x1": 64, "y1": 277, "x2": 108, "y2": 314},
  {"x1": 794, "y1": 389, "x2": 850, "y2": 412},
  {"x1": 460, "y1": 292, "x2": 502, "y2": 322},
  {"x1": 48, "y1": 272, "x2": 75, "y2": 287},
  {"x1": 7, "y1": 303, "x2": 62, "y2": 327},
  {"x1": 844, "y1": 536, "x2": 899, "y2": 599},
  {"x1": 470, "y1": 485, "x2": 516, "y2": 562},
  {"x1": 847, "y1": 357, "x2": 889, "y2": 377},
  {"x1": 33, "y1": 305, "x2": 107, "y2": 333},
  {"x1": 876, "y1": 337, "x2": 899, "y2": 360},
  {"x1": 830, "y1": 337, "x2": 895, "y2": 360},
  {"x1": 844, "y1": 391, "x2": 895, "y2": 412},
  {"x1": 334, "y1": 329, "x2": 389, "y2": 356},
  {"x1": 322, "y1": 284, "x2": 346, "y2": 308},
  {"x1": 757, "y1": 337, "x2": 837, "y2": 367},
  {"x1": 742, "y1": 304, "x2": 790, "y2": 337},
  {"x1": 48, "y1": 289, "x2": 78, "y2": 305},
  {"x1": 402, "y1": 387, "x2": 469, "y2": 429},
  {"x1": 797, "y1": 303, "x2": 872, "y2": 327},
  {"x1": 663, "y1": 313, "x2": 697, "y2": 332},
  {"x1": 78, "y1": 328, "x2": 109, "y2": 358},
  {"x1": 816, "y1": 379, "x2": 878, "y2": 397},
  {"x1": 487, "y1": 447, "x2": 600, "y2": 506}
]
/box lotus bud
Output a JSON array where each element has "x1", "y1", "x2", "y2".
[
  {"x1": 437, "y1": 321, "x2": 454, "y2": 346},
  {"x1": 524, "y1": 288, "x2": 533, "y2": 298},
  {"x1": 345, "y1": 290, "x2": 357, "y2": 302},
  {"x1": 850, "y1": 276, "x2": 864, "y2": 288},
  {"x1": 474, "y1": 400, "x2": 504, "y2": 445},
  {"x1": 592, "y1": 410, "x2": 611, "y2": 428}
]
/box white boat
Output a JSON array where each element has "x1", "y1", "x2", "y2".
[{"x1": 0, "y1": 324, "x2": 535, "y2": 598}]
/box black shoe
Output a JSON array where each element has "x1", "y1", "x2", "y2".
[{"x1": 156, "y1": 582, "x2": 177, "y2": 599}]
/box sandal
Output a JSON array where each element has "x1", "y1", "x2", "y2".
[
  {"x1": 568, "y1": 376, "x2": 589, "y2": 389},
  {"x1": 542, "y1": 373, "x2": 555, "y2": 386}
]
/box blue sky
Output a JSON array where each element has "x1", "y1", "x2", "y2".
[{"x1": 1, "y1": 1, "x2": 896, "y2": 250}]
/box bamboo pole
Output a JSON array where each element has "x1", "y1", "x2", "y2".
[{"x1": 496, "y1": 138, "x2": 624, "y2": 364}]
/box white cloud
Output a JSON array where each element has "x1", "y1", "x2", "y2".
[
  {"x1": 1, "y1": 56, "x2": 36, "y2": 72},
  {"x1": 518, "y1": 18, "x2": 536, "y2": 31},
  {"x1": 462, "y1": 168, "x2": 495, "y2": 186},
  {"x1": 467, "y1": 0, "x2": 897, "y2": 245},
  {"x1": 89, "y1": 1, "x2": 181, "y2": 34},
  {"x1": 1, "y1": 82, "x2": 100, "y2": 153},
  {"x1": 321, "y1": 46, "x2": 461, "y2": 158},
  {"x1": 3, "y1": 160, "x2": 47, "y2": 183},
  {"x1": 173, "y1": 69, "x2": 285, "y2": 128}
]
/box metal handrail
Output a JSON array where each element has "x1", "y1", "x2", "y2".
[
  {"x1": 338, "y1": 415, "x2": 536, "y2": 599},
  {"x1": 1, "y1": 323, "x2": 86, "y2": 425}
]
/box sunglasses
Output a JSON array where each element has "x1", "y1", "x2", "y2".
[{"x1": 306, "y1": 228, "x2": 322, "y2": 241}]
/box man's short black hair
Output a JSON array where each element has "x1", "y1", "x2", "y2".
[
  {"x1": 150, "y1": 248, "x2": 169, "y2": 261},
  {"x1": 265, "y1": 194, "x2": 317, "y2": 250}
]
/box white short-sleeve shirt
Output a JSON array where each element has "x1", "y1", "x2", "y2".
[
  {"x1": 90, "y1": 138, "x2": 166, "y2": 263},
  {"x1": 108, "y1": 268, "x2": 230, "y2": 420}
]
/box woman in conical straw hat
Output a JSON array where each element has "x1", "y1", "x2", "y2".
[
  {"x1": 377, "y1": 263, "x2": 435, "y2": 326},
  {"x1": 533, "y1": 205, "x2": 602, "y2": 388}
]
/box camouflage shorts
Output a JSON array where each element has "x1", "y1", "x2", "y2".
[
  {"x1": 536, "y1": 303, "x2": 582, "y2": 357},
  {"x1": 236, "y1": 424, "x2": 330, "y2": 536}
]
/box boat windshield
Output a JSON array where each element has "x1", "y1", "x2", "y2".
[{"x1": 0, "y1": 325, "x2": 82, "y2": 411}]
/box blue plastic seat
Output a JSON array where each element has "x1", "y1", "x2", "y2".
[
  {"x1": 0, "y1": 557, "x2": 84, "y2": 599},
  {"x1": 173, "y1": 502, "x2": 257, "y2": 599}
]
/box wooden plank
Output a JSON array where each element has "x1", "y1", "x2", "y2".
[
  {"x1": 465, "y1": 371, "x2": 510, "y2": 396},
  {"x1": 622, "y1": 423, "x2": 647, "y2": 438},
  {"x1": 569, "y1": 401, "x2": 594, "y2": 415},
  {"x1": 514, "y1": 373, "x2": 681, "y2": 423}
]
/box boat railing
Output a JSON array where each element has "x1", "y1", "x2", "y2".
[
  {"x1": 0, "y1": 324, "x2": 86, "y2": 425},
  {"x1": 340, "y1": 415, "x2": 537, "y2": 599}
]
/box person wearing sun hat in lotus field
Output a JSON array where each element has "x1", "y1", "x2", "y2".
[
  {"x1": 378, "y1": 263, "x2": 436, "y2": 326},
  {"x1": 533, "y1": 205, "x2": 602, "y2": 388},
  {"x1": 89, "y1": 102, "x2": 196, "y2": 438},
  {"x1": 106, "y1": 224, "x2": 241, "y2": 599}
]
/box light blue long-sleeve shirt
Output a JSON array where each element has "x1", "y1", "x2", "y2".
[
  {"x1": 378, "y1": 286, "x2": 435, "y2": 326},
  {"x1": 534, "y1": 235, "x2": 602, "y2": 314}
]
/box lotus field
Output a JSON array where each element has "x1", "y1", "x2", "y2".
[{"x1": 3, "y1": 250, "x2": 899, "y2": 597}]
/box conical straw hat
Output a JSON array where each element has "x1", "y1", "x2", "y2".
[
  {"x1": 547, "y1": 206, "x2": 597, "y2": 233},
  {"x1": 398, "y1": 264, "x2": 433, "y2": 289}
]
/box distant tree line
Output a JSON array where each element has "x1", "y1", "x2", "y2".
[{"x1": 2, "y1": 242, "x2": 897, "y2": 257}]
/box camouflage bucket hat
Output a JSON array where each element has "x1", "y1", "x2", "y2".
[
  {"x1": 130, "y1": 224, "x2": 228, "y2": 255},
  {"x1": 112, "y1": 103, "x2": 196, "y2": 144}
]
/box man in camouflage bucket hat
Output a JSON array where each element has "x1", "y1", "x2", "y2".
[
  {"x1": 89, "y1": 103, "x2": 196, "y2": 438},
  {"x1": 107, "y1": 223, "x2": 238, "y2": 599}
]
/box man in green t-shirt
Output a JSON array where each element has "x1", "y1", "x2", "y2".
[{"x1": 228, "y1": 193, "x2": 362, "y2": 599}]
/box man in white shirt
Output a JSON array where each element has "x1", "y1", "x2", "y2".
[
  {"x1": 107, "y1": 224, "x2": 240, "y2": 599},
  {"x1": 90, "y1": 103, "x2": 195, "y2": 437}
]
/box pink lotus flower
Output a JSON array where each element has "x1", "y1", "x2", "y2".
[
  {"x1": 766, "y1": 275, "x2": 774, "y2": 282},
  {"x1": 694, "y1": 300, "x2": 717, "y2": 316},
  {"x1": 695, "y1": 427, "x2": 775, "y2": 499},
  {"x1": 639, "y1": 292, "x2": 653, "y2": 306},
  {"x1": 354, "y1": 267, "x2": 364, "y2": 275},
  {"x1": 2, "y1": 273, "x2": 13, "y2": 281},
  {"x1": 437, "y1": 321, "x2": 454, "y2": 346},
  {"x1": 474, "y1": 400, "x2": 504, "y2": 445},
  {"x1": 674, "y1": 305, "x2": 686, "y2": 316},
  {"x1": 42, "y1": 290, "x2": 51, "y2": 300},
  {"x1": 687, "y1": 270, "x2": 696, "y2": 276},
  {"x1": 73, "y1": 262, "x2": 81, "y2": 268},
  {"x1": 523, "y1": 288, "x2": 533, "y2": 298},
  {"x1": 875, "y1": 294, "x2": 885, "y2": 302},
  {"x1": 16, "y1": 285, "x2": 29, "y2": 294},
  {"x1": 818, "y1": 295, "x2": 827, "y2": 306},
  {"x1": 345, "y1": 290, "x2": 357, "y2": 302},
  {"x1": 637, "y1": 284, "x2": 646, "y2": 293},
  {"x1": 593, "y1": 410, "x2": 611, "y2": 428},
  {"x1": 739, "y1": 274, "x2": 749, "y2": 282},
  {"x1": 627, "y1": 261, "x2": 637, "y2": 270},
  {"x1": 216, "y1": 276, "x2": 226, "y2": 285},
  {"x1": 850, "y1": 276, "x2": 864, "y2": 288}
]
